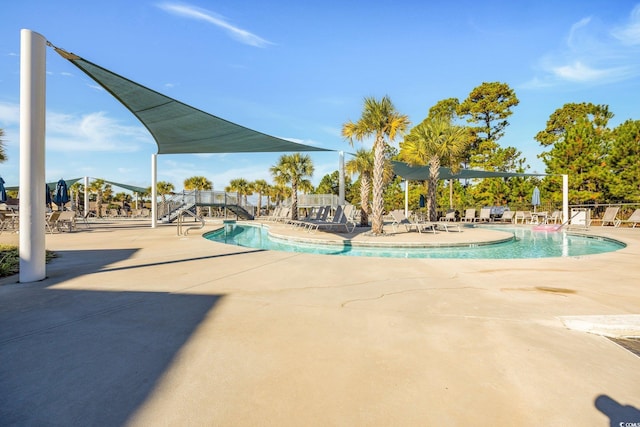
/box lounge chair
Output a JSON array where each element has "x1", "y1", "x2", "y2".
[
  {"x1": 546, "y1": 210, "x2": 562, "y2": 224},
  {"x1": 478, "y1": 208, "x2": 493, "y2": 222},
  {"x1": 45, "y1": 211, "x2": 61, "y2": 234},
  {"x1": 439, "y1": 210, "x2": 456, "y2": 222},
  {"x1": 461, "y1": 208, "x2": 476, "y2": 222},
  {"x1": 514, "y1": 211, "x2": 533, "y2": 224},
  {"x1": 56, "y1": 210, "x2": 77, "y2": 232},
  {"x1": 308, "y1": 205, "x2": 356, "y2": 233},
  {"x1": 620, "y1": 208, "x2": 640, "y2": 228},
  {"x1": 601, "y1": 206, "x2": 621, "y2": 227},
  {"x1": 390, "y1": 210, "x2": 436, "y2": 234},
  {"x1": 499, "y1": 210, "x2": 515, "y2": 223}
]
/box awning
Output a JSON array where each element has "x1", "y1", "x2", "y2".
[
  {"x1": 52, "y1": 45, "x2": 332, "y2": 155},
  {"x1": 391, "y1": 161, "x2": 547, "y2": 181}
]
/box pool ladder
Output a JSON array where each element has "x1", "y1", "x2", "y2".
[{"x1": 176, "y1": 208, "x2": 205, "y2": 236}]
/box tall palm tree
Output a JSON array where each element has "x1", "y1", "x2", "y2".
[
  {"x1": 156, "y1": 181, "x2": 175, "y2": 216},
  {"x1": 399, "y1": 118, "x2": 468, "y2": 221},
  {"x1": 69, "y1": 182, "x2": 84, "y2": 214},
  {"x1": 226, "y1": 178, "x2": 252, "y2": 207},
  {"x1": 87, "y1": 179, "x2": 106, "y2": 218},
  {"x1": 252, "y1": 179, "x2": 270, "y2": 216},
  {"x1": 345, "y1": 148, "x2": 374, "y2": 227},
  {"x1": 184, "y1": 176, "x2": 212, "y2": 217},
  {"x1": 342, "y1": 96, "x2": 409, "y2": 234},
  {"x1": 270, "y1": 153, "x2": 314, "y2": 221}
]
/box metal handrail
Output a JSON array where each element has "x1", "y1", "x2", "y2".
[{"x1": 176, "y1": 208, "x2": 204, "y2": 236}]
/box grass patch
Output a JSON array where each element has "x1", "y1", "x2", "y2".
[{"x1": 0, "y1": 245, "x2": 57, "y2": 278}]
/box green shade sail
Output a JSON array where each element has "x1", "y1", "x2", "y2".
[
  {"x1": 52, "y1": 46, "x2": 331, "y2": 155},
  {"x1": 391, "y1": 161, "x2": 547, "y2": 181}
]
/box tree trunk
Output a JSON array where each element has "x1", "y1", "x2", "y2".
[
  {"x1": 291, "y1": 182, "x2": 298, "y2": 220},
  {"x1": 371, "y1": 137, "x2": 385, "y2": 234},
  {"x1": 360, "y1": 174, "x2": 370, "y2": 227}
]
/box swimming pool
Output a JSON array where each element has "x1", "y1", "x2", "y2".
[{"x1": 204, "y1": 222, "x2": 625, "y2": 259}]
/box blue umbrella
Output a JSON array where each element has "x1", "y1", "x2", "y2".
[
  {"x1": 46, "y1": 184, "x2": 52, "y2": 208},
  {"x1": 54, "y1": 179, "x2": 70, "y2": 209},
  {"x1": 0, "y1": 177, "x2": 6, "y2": 203},
  {"x1": 531, "y1": 186, "x2": 541, "y2": 212}
]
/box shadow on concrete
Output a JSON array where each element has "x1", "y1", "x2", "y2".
[
  {"x1": 595, "y1": 394, "x2": 640, "y2": 426},
  {"x1": 0, "y1": 247, "x2": 226, "y2": 426},
  {"x1": 0, "y1": 287, "x2": 222, "y2": 426}
]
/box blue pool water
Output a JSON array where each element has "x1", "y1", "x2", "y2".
[{"x1": 204, "y1": 223, "x2": 625, "y2": 259}]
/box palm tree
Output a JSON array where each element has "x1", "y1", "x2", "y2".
[
  {"x1": 69, "y1": 182, "x2": 84, "y2": 214},
  {"x1": 184, "y1": 176, "x2": 212, "y2": 217},
  {"x1": 226, "y1": 178, "x2": 252, "y2": 207},
  {"x1": 270, "y1": 153, "x2": 314, "y2": 221},
  {"x1": 342, "y1": 96, "x2": 409, "y2": 234},
  {"x1": 345, "y1": 149, "x2": 374, "y2": 227},
  {"x1": 399, "y1": 118, "x2": 468, "y2": 221},
  {"x1": 156, "y1": 181, "x2": 175, "y2": 217},
  {"x1": 252, "y1": 179, "x2": 270, "y2": 216},
  {"x1": 87, "y1": 179, "x2": 106, "y2": 217},
  {"x1": 0, "y1": 128, "x2": 7, "y2": 162}
]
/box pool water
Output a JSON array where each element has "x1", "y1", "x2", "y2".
[{"x1": 204, "y1": 223, "x2": 625, "y2": 259}]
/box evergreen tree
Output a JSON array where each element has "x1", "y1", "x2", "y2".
[{"x1": 608, "y1": 119, "x2": 640, "y2": 202}]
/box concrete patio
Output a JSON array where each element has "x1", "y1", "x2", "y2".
[{"x1": 1, "y1": 219, "x2": 639, "y2": 426}]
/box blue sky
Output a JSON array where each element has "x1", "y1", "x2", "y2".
[{"x1": 1, "y1": 1, "x2": 639, "y2": 193}]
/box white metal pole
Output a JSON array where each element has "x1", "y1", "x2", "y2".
[
  {"x1": 83, "y1": 176, "x2": 89, "y2": 216},
  {"x1": 338, "y1": 151, "x2": 345, "y2": 205},
  {"x1": 151, "y1": 154, "x2": 157, "y2": 228},
  {"x1": 19, "y1": 29, "x2": 47, "y2": 283},
  {"x1": 562, "y1": 174, "x2": 569, "y2": 224}
]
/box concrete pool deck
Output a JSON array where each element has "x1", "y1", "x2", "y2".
[{"x1": 1, "y1": 219, "x2": 639, "y2": 426}]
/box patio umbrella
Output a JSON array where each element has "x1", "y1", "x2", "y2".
[
  {"x1": 54, "y1": 179, "x2": 70, "y2": 209},
  {"x1": 531, "y1": 186, "x2": 541, "y2": 212},
  {"x1": 45, "y1": 184, "x2": 52, "y2": 208},
  {"x1": 0, "y1": 177, "x2": 6, "y2": 203}
]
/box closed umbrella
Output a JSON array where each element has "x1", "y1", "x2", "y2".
[
  {"x1": 0, "y1": 177, "x2": 6, "y2": 203},
  {"x1": 54, "y1": 179, "x2": 70, "y2": 210},
  {"x1": 531, "y1": 186, "x2": 541, "y2": 212}
]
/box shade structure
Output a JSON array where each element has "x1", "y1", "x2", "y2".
[
  {"x1": 391, "y1": 161, "x2": 547, "y2": 181},
  {"x1": 531, "y1": 186, "x2": 541, "y2": 212},
  {"x1": 0, "y1": 177, "x2": 6, "y2": 203},
  {"x1": 52, "y1": 46, "x2": 332, "y2": 155},
  {"x1": 53, "y1": 179, "x2": 70, "y2": 208}
]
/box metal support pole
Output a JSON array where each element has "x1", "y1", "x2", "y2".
[
  {"x1": 19, "y1": 29, "x2": 47, "y2": 283},
  {"x1": 404, "y1": 180, "x2": 409, "y2": 217},
  {"x1": 338, "y1": 151, "x2": 345, "y2": 205},
  {"x1": 562, "y1": 174, "x2": 569, "y2": 224},
  {"x1": 84, "y1": 176, "x2": 90, "y2": 216},
  {"x1": 151, "y1": 154, "x2": 157, "y2": 228}
]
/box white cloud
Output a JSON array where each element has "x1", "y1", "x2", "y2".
[
  {"x1": 0, "y1": 101, "x2": 20, "y2": 126},
  {"x1": 612, "y1": 4, "x2": 640, "y2": 45},
  {"x1": 526, "y1": 5, "x2": 640, "y2": 88},
  {"x1": 157, "y1": 2, "x2": 272, "y2": 48},
  {"x1": 46, "y1": 110, "x2": 154, "y2": 152}
]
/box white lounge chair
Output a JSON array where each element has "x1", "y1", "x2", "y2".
[
  {"x1": 514, "y1": 211, "x2": 533, "y2": 224},
  {"x1": 439, "y1": 210, "x2": 456, "y2": 222},
  {"x1": 461, "y1": 208, "x2": 477, "y2": 222},
  {"x1": 499, "y1": 210, "x2": 515, "y2": 223},
  {"x1": 478, "y1": 208, "x2": 493, "y2": 222},
  {"x1": 601, "y1": 206, "x2": 621, "y2": 227},
  {"x1": 546, "y1": 210, "x2": 562, "y2": 224},
  {"x1": 620, "y1": 208, "x2": 640, "y2": 228},
  {"x1": 390, "y1": 210, "x2": 436, "y2": 234}
]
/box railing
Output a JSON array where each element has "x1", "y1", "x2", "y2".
[
  {"x1": 176, "y1": 208, "x2": 204, "y2": 236},
  {"x1": 290, "y1": 194, "x2": 339, "y2": 208},
  {"x1": 158, "y1": 190, "x2": 255, "y2": 221}
]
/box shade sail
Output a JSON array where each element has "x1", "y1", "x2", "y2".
[
  {"x1": 392, "y1": 161, "x2": 547, "y2": 181},
  {"x1": 52, "y1": 46, "x2": 331, "y2": 155},
  {"x1": 6, "y1": 178, "x2": 83, "y2": 193},
  {"x1": 102, "y1": 180, "x2": 147, "y2": 194}
]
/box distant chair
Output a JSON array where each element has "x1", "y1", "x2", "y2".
[
  {"x1": 620, "y1": 208, "x2": 640, "y2": 228},
  {"x1": 499, "y1": 210, "x2": 515, "y2": 223},
  {"x1": 461, "y1": 208, "x2": 477, "y2": 222},
  {"x1": 478, "y1": 208, "x2": 493, "y2": 222},
  {"x1": 601, "y1": 206, "x2": 621, "y2": 227},
  {"x1": 439, "y1": 210, "x2": 456, "y2": 222},
  {"x1": 514, "y1": 211, "x2": 533, "y2": 224},
  {"x1": 546, "y1": 210, "x2": 562, "y2": 224},
  {"x1": 389, "y1": 210, "x2": 436, "y2": 234}
]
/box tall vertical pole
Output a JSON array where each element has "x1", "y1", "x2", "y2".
[
  {"x1": 151, "y1": 154, "x2": 157, "y2": 228},
  {"x1": 338, "y1": 151, "x2": 345, "y2": 205},
  {"x1": 83, "y1": 176, "x2": 89, "y2": 216},
  {"x1": 562, "y1": 174, "x2": 569, "y2": 224},
  {"x1": 19, "y1": 30, "x2": 47, "y2": 283},
  {"x1": 404, "y1": 180, "x2": 409, "y2": 217}
]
